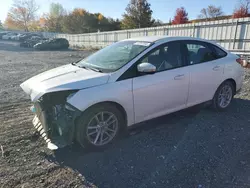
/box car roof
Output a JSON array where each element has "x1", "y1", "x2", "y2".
[
  {"x1": 123, "y1": 36, "x2": 213, "y2": 44},
  {"x1": 123, "y1": 36, "x2": 167, "y2": 42}
]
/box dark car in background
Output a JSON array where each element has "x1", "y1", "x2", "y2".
[
  {"x1": 20, "y1": 36, "x2": 47, "y2": 48},
  {"x1": 34, "y1": 38, "x2": 69, "y2": 50}
]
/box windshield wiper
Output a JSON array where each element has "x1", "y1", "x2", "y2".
[
  {"x1": 80, "y1": 65, "x2": 102, "y2": 72},
  {"x1": 71, "y1": 59, "x2": 82, "y2": 65},
  {"x1": 87, "y1": 66, "x2": 102, "y2": 72}
]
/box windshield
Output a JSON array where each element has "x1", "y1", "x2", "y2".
[{"x1": 76, "y1": 40, "x2": 152, "y2": 72}]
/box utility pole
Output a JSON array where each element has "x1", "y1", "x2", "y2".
[{"x1": 138, "y1": 0, "x2": 141, "y2": 28}]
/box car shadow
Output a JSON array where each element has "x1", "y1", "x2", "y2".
[{"x1": 45, "y1": 98, "x2": 250, "y2": 188}]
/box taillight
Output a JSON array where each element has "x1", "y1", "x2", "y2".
[
  {"x1": 236, "y1": 58, "x2": 243, "y2": 65},
  {"x1": 236, "y1": 58, "x2": 247, "y2": 67}
]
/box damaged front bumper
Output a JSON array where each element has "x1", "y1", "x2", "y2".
[
  {"x1": 31, "y1": 94, "x2": 81, "y2": 150},
  {"x1": 32, "y1": 115, "x2": 59, "y2": 150}
]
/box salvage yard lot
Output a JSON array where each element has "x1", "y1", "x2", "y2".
[{"x1": 0, "y1": 40, "x2": 250, "y2": 188}]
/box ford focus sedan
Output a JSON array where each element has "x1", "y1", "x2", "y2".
[{"x1": 20, "y1": 36, "x2": 244, "y2": 150}]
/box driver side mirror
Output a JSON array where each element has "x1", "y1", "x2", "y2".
[{"x1": 137, "y1": 62, "x2": 156, "y2": 74}]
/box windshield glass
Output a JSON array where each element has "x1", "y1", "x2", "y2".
[{"x1": 76, "y1": 40, "x2": 152, "y2": 72}]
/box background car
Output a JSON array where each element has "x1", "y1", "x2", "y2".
[
  {"x1": 12, "y1": 33, "x2": 23, "y2": 41},
  {"x1": 33, "y1": 38, "x2": 69, "y2": 50},
  {"x1": 20, "y1": 36, "x2": 244, "y2": 150},
  {"x1": 19, "y1": 33, "x2": 43, "y2": 42},
  {"x1": 18, "y1": 33, "x2": 29, "y2": 41},
  {"x1": 11, "y1": 34, "x2": 18, "y2": 40},
  {"x1": 2, "y1": 32, "x2": 17, "y2": 40},
  {"x1": 0, "y1": 31, "x2": 9, "y2": 39},
  {"x1": 20, "y1": 36, "x2": 47, "y2": 48}
]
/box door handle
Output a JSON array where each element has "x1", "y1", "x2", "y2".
[
  {"x1": 174, "y1": 74, "x2": 185, "y2": 80},
  {"x1": 213, "y1": 65, "x2": 221, "y2": 71}
]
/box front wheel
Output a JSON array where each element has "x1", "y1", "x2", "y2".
[
  {"x1": 76, "y1": 104, "x2": 125, "y2": 149},
  {"x1": 212, "y1": 81, "x2": 234, "y2": 111}
]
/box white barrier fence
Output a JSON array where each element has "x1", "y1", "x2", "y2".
[{"x1": 43, "y1": 17, "x2": 250, "y2": 52}]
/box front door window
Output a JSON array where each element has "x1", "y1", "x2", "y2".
[{"x1": 140, "y1": 42, "x2": 183, "y2": 72}]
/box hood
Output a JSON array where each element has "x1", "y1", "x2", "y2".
[{"x1": 20, "y1": 64, "x2": 110, "y2": 102}]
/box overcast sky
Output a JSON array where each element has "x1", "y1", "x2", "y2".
[{"x1": 0, "y1": 0, "x2": 240, "y2": 23}]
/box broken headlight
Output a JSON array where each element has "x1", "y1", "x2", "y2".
[
  {"x1": 65, "y1": 92, "x2": 78, "y2": 111},
  {"x1": 66, "y1": 92, "x2": 77, "y2": 101},
  {"x1": 65, "y1": 103, "x2": 77, "y2": 111}
]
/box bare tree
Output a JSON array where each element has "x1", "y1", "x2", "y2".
[
  {"x1": 198, "y1": 5, "x2": 223, "y2": 20},
  {"x1": 240, "y1": 0, "x2": 250, "y2": 9},
  {"x1": 200, "y1": 8, "x2": 208, "y2": 20},
  {"x1": 6, "y1": 0, "x2": 39, "y2": 31}
]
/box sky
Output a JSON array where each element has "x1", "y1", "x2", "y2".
[{"x1": 0, "y1": 0, "x2": 240, "y2": 23}]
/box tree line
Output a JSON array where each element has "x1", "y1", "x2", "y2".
[{"x1": 3, "y1": 0, "x2": 250, "y2": 33}]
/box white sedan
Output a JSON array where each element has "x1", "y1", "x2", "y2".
[
  {"x1": 12, "y1": 33, "x2": 22, "y2": 40},
  {"x1": 2, "y1": 33, "x2": 17, "y2": 40},
  {"x1": 20, "y1": 36, "x2": 244, "y2": 150}
]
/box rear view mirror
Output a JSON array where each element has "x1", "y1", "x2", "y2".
[{"x1": 137, "y1": 63, "x2": 156, "y2": 74}]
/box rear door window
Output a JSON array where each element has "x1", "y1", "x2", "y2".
[{"x1": 182, "y1": 41, "x2": 217, "y2": 65}]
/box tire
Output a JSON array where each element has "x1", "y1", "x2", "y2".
[
  {"x1": 76, "y1": 104, "x2": 126, "y2": 150},
  {"x1": 212, "y1": 81, "x2": 234, "y2": 111}
]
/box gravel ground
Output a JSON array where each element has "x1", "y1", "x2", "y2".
[{"x1": 0, "y1": 40, "x2": 250, "y2": 188}]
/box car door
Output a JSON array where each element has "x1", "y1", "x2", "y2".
[
  {"x1": 182, "y1": 40, "x2": 225, "y2": 107},
  {"x1": 132, "y1": 41, "x2": 190, "y2": 123}
]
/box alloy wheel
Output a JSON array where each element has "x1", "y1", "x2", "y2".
[
  {"x1": 218, "y1": 84, "x2": 233, "y2": 108},
  {"x1": 86, "y1": 111, "x2": 118, "y2": 146}
]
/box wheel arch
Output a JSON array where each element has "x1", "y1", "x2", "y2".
[
  {"x1": 212, "y1": 78, "x2": 237, "y2": 101},
  {"x1": 211, "y1": 78, "x2": 236, "y2": 111},
  {"x1": 75, "y1": 101, "x2": 128, "y2": 126},
  {"x1": 223, "y1": 78, "x2": 237, "y2": 95}
]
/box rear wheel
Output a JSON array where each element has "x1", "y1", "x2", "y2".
[
  {"x1": 212, "y1": 81, "x2": 234, "y2": 111},
  {"x1": 76, "y1": 104, "x2": 125, "y2": 149}
]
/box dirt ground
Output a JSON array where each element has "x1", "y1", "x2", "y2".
[{"x1": 0, "y1": 40, "x2": 250, "y2": 188}]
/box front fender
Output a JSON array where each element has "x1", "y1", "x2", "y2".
[{"x1": 67, "y1": 79, "x2": 134, "y2": 126}]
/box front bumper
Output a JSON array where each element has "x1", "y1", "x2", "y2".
[
  {"x1": 31, "y1": 102, "x2": 81, "y2": 150},
  {"x1": 32, "y1": 115, "x2": 60, "y2": 150}
]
